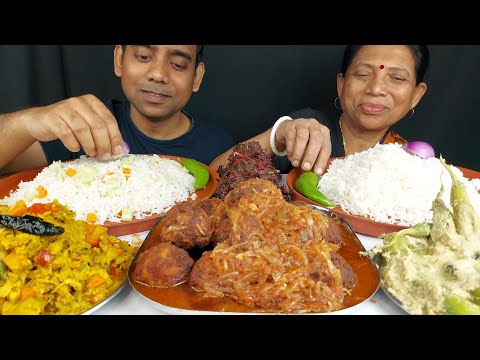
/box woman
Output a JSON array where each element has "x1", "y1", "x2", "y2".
[
  {"x1": 290, "y1": 45, "x2": 429, "y2": 160},
  {"x1": 211, "y1": 45, "x2": 429, "y2": 175}
]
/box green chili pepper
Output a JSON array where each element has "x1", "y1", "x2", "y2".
[
  {"x1": 182, "y1": 158, "x2": 210, "y2": 190},
  {"x1": 294, "y1": 171, "x2": 335, "y2": 208},
  {"x1": 444, "y1": 292, "x2": 480, "y2": 315}
]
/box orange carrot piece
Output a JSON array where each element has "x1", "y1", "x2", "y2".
[
  {"x1": 65, "y1": 168, "x2": 77, "y2": 177},
  {"x1": 89, "y1": 291, "x2": 107, "y2": 304},
  {"x1": 36, "y1": 185, "x2": 47, "y2": 198},
  {"x1": 85, "y1": 235, "x2": 100, "y2": 247},
  {"x1": 8, "y1": 200, "x2": 28, "y2": 216},
  {"x1": 87, "y1": 213, "x2": 97, "y2": 223},
  {"x1": 87, "y1": 274, "x2": 106, "y2": 289},
  {"x1": 20, "y1": 287, "x2": 37, "y2": 300}
]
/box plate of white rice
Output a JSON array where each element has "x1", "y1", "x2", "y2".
[
  {"x1": 0, "y1": 154, "x2": 218, "y2": 236},
  {"x1": 287, "y1": 143, "x2": 480, "y2": 238}
]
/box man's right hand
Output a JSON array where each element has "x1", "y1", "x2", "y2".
[{"x1": 24, "y1": 94, "x2": 125, "y2": 160}]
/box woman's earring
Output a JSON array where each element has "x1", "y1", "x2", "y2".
[
  {"x1": 334, "y1": 96, "x2": 342, "y2": 110},
  {"x1": 408, "y1": 108, "x2": 415, "y2": 119}
]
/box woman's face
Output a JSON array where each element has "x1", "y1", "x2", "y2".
[{"x1": 337, "y1": 45, "x2": 427, "y2": 132}]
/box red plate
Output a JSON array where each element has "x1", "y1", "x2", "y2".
[
  {"x1": 286, "y1": 158, "x2": 480, "y2": 238},
  {"x1": 0, "y1": 155, "x2": 219, "y2": 237}
]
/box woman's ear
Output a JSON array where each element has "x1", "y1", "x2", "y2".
[
  {"x1": 411, "y1": 82, "x2": 427, "y2": 109},
  {"x1": 336, "y1": 73, "x2": 344, "y2": 97}
]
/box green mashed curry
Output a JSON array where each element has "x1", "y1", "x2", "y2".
[{"x1": 369, "y1": 158, "x2": 480, "y2": 315}]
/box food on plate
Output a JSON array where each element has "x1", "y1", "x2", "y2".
[
  {"x1": 317, "y1": 143, "x2": 480, "y2": 227},
  {"x1": 214, "y1": 141, "x2": 287, "y2": 199},
  {"x1": 2, "y1": 154, "x2": 199, "y2": 225},
  {"x1": 0, "y1": 200, "x2": 136, "y2": 315},
  {"x1": 190, "y1": 179, "x2": 355, "y2": 313},
  {"x1": 131, "y1": 178, "x2": 361, "y2": 313},
  {"x1": 182, "y1": 158, "x2": 210, "y2": 190},
  {"x1": 294, "y1": 171, "x2": 335, "y2": 208},
  {"x1": 369, "y1": 158, "x2": 480, "y2": 315},
  {"x1": 156, "y1": 200, "x2": 215, "y2": 249},
  {"x1": 131, "y1": 243, "x2": 194, "y2": 288}
]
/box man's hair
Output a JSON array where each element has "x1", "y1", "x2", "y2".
[{"x1": 121, "y1": 45, "x2": 204, "y2": 68}]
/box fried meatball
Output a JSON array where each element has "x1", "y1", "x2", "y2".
[
  {"x1": 131, "y1": 243, "x2": 194, "y2": 288},
  {"x1": 290, "y1": 201, "x2": 344, "y2": 246},
  {"x1": 189, "y1": 251, "x2": 219, "y2": 292},
  {"x1": 330, "y1": 252, "x2": 357, "y2": 290},
  {"x1": 223, "y1": 178, "x2": 283, "y2": 208},
  {"x1": 159, "y1": 201, "x2": 213, "y2": 249},
  {"x1": 196, "y1": 198, "x2": 226, "y2": 232}
]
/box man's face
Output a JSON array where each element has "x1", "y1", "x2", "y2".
[{"x1": 114, "y1": 45, "x2": 204, "y2": 122}]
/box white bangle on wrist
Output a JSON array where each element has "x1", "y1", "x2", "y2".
[{"x1": 270, "y1": 116, "x2": 292, "y2": 156}]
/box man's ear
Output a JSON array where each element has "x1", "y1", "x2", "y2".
[
  {"x1": 113, "y1": 45, "x2": 124, "y2": 78},
  {"x1": 192, "y1": 62, "x2": 205, "y2": 93}
]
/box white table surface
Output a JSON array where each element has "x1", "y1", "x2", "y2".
[{"x1": 93, "y1": 174, "x2": 407, "y2": 315}]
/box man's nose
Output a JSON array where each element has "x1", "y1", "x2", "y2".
[{"x1": 147, "y1": 61, "x2": 170, "y2": 83}]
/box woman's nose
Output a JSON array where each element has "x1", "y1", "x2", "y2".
[{"x1": 366, "y1": 74, "x2": 387, "y2": 95}]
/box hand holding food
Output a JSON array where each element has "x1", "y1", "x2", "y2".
[
  {"x1": 278, "y1": 118, "x2": 331, "y2": 174},
  {"x1": 23, "y1": 94, "x2": 125, "y2": 160}
]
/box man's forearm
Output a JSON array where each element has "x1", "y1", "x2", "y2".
[{"x1": 0, "y1": 110, "x2": 36, "y2": 170}]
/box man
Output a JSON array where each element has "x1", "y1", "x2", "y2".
[
  {"x1": 0, "y1": 45, "x2": 332, "y2": 177},
  {"x1": 0, "y1": 45, "x2": 235, "y2": 175}
]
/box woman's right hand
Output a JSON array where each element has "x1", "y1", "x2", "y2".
[
  {"x1": 23, "y1": 94, "x2": 125, "y2": 160},
  {"x1": 276, "y1": 117, "x2": 332, "y2": 175}
]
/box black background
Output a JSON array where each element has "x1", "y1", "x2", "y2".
[{"x1": 0, "y1": 45, "x2": 478, "y2": 170}]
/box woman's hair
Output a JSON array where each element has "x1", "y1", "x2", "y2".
[
  {"x1": 121, "y1": 45, "x2": 204, "y2": 68},
  {"x1": 340, "y1": 45, "x2": 430, "y2": 85}
]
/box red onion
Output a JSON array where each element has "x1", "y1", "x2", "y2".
[{"x1": 402, "y1": 141, "x2": 435, "y2": 159}]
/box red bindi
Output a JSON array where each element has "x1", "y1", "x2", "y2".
[{"x1": 379, "y1": 65, "x2": 385, "y2": 69}]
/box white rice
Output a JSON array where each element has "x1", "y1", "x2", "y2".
[
  {"x1": 318, "y1": 143, "x2": 480, "y2": 226},
  {"x1": 2, "y1": 154, "x2": 197, "y2": 224}
]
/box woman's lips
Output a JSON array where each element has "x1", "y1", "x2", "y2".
[{"x1": 360, "y1": 103, "x2": 387, "y2": 113}]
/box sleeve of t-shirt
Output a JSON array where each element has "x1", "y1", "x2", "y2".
[
  {"x1": 40, "y1": 139, "x2": 85, "y2": 164},
  {"x1": 203, "y1": 128, "x2": 236, "y2": 164}
]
